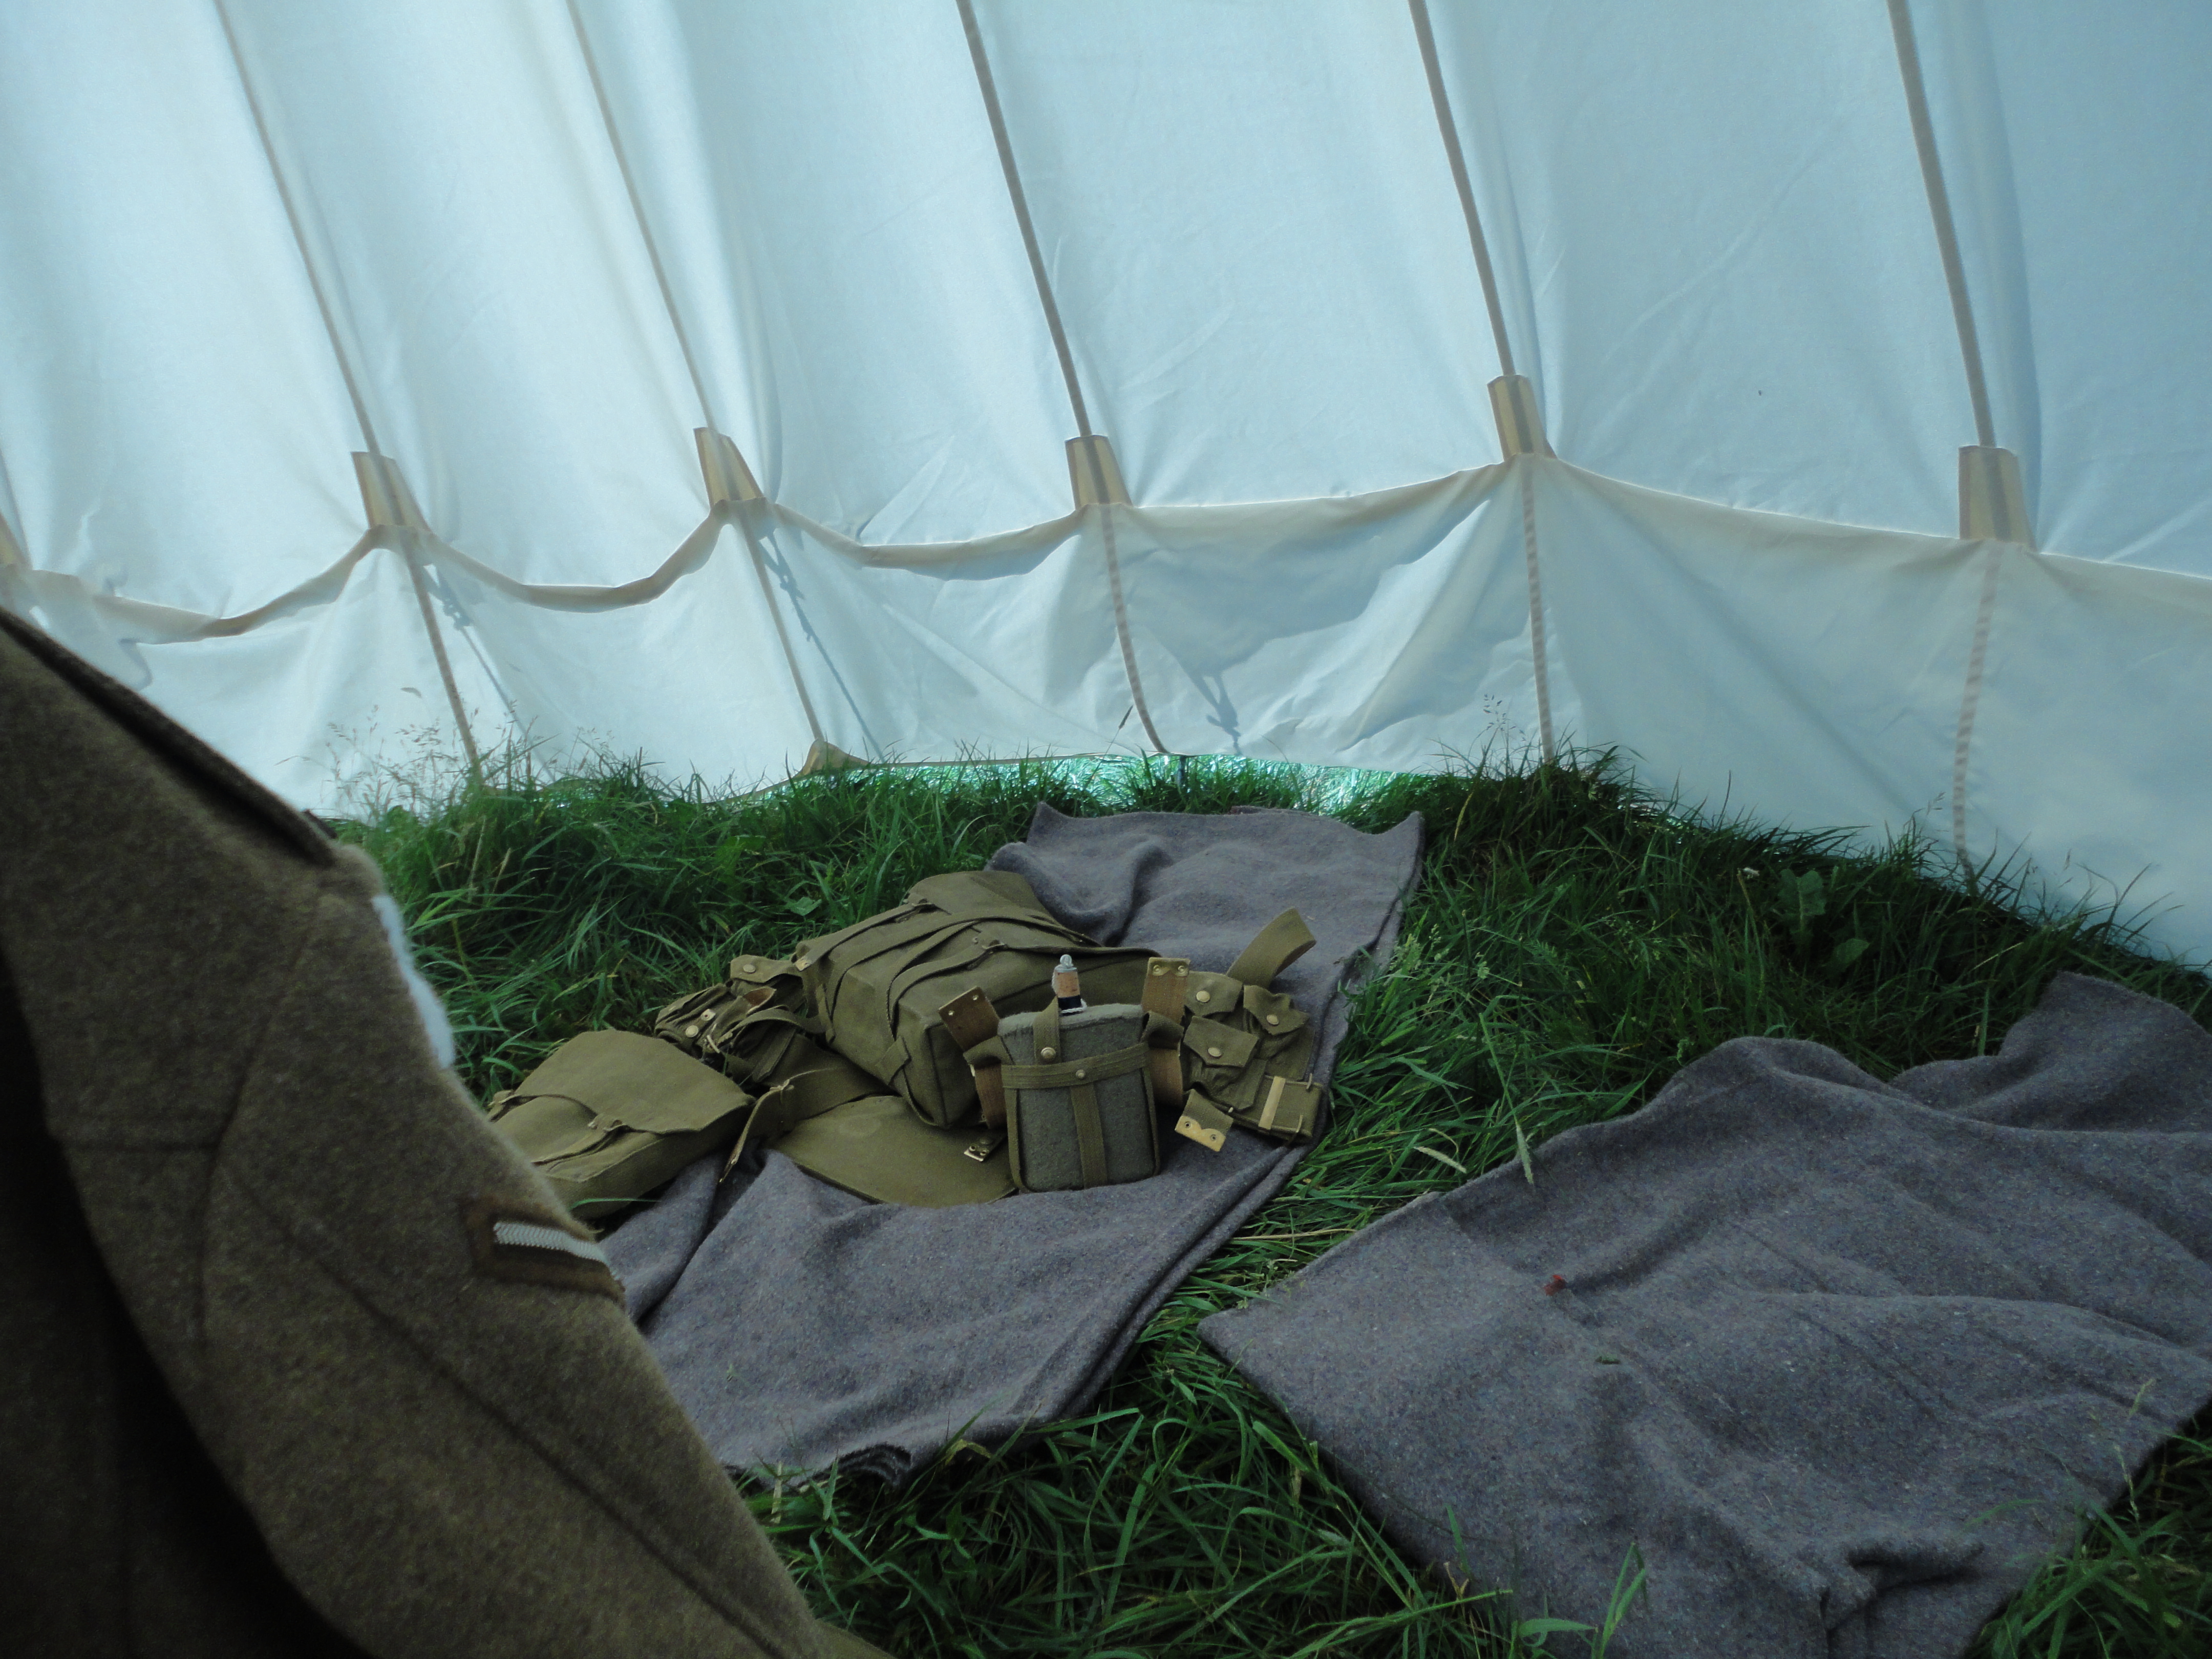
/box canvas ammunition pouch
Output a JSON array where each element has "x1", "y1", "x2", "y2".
[
  {"x1": 1163, "y1": 910, "x2": 1329, "y2": 1153},
  {"x1": 486, "y1": 1031, "x2": 753, "y2": 1223},
  {"x1": 793, "y1": 870, "x2": 1156, "y2": 1130}
]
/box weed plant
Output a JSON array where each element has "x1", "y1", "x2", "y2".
[{"x1": 339, "y1": 751, "x2": 2211, "y2": 1657}]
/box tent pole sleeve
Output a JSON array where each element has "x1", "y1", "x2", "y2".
[
  {"x1": 1885, "y1": 0, "x2": 1997, "y2": 453},
  {"x1": 573, "y1": 11, "x2": 831, "y2": 766},
  {"x1": 954, "y1": 0, "x2": 1168, "y2": 756},
  {"x1": 222, "y1": 0, "x2": 493, "y2": 773},
  {"x1": 212, "y1": 0, "x2": 381, "y2": 459},
  {"x1": 566, "y1": 0, "x2": 719, "y2": 437},
  {"x1": 1408, "y1": 0, "x2": 1559, "y2": 767},
  {"x1": 955, "y1": 0, "x2": 1092, "y2": 441},
  {"x1": 1406, "y1": 0, "x2": 1516, "y2": 381}
]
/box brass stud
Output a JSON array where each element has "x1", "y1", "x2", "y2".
[
  {"x1": 1040, "y1": 1046, "x2": 1056, "y2": 1059},
  {"x1": 684, "y1": 1024, "x2": 700, "y2": 1038},
  {"x1": 1074, "y1": 1068, "x2": 1087, "y2": 1079},
  {"x1": 1195, "y1": 990, "x2": 1211, "y2": 1003},
  {"x1": 1266, "y1": 1015, "x2": 1280, "y2": 1026},
  {"x1": 1207, "y1": 1046, "x2": 1223, "y2": 1058}
]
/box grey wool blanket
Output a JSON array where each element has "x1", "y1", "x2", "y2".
[
  {"x1": 604, "y1": 804, "x2": 1423, "y2": 1482},
  {"x1": 1198, "y1": 972, "x2": 2212, "y2": 1658}
]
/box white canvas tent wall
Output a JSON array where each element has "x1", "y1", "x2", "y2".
[{"x1": 2, "y1": 2, "x2": 2208, "y2": 960}]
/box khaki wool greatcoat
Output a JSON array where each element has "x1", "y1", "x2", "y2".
[{"x1": 0, "y1": 609, "x2": 882, "y2": 1658}]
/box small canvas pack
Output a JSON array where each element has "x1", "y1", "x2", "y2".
[{"x1": 486, "y1": 1030, "x2": 752, "y2": 1223}]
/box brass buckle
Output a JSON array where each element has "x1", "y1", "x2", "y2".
[{"x1": 962, "y1": 1129, "x2": 1006, "y2": 1164}]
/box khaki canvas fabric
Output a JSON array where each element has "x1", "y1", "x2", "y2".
[
  {"x1": 488, "y1": 1029, "x2": 756, "y2": 1222},
  {"x1": 0, "y1": 610, "x2": 880, "y2": 1658}
]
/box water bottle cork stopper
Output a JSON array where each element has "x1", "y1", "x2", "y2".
[{"x1": 1052, "y1": 953, "x2": 1081, "y2": 997}]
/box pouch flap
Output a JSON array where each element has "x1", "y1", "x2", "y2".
[
  {"x1": 508, "y1": 1030, "x2": 751, "y2": 1136},
  {"x1": 1240, "y1": 984, "x2": 1305, "y2": 1032},
  {"x1": 727, "y1": 952, "x2": 796, "y2": 985},
  {"x1": 1184, "y1": 1016, "x2": 1258, "y2": 1071},
  {"x1": 1183, "y1": 971, "x2": 1242, "y2": 1018},
  {"x1": 655, "y1": 984, "x2": 729, "y2": 1033},
  {"x1": 488, "y1": 1091, "x2": 608, "y2": 1165}
]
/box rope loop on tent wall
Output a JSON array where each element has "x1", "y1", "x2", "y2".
[{"x1": 956, "y1": 0, "x2": 1168, "y2": 757}]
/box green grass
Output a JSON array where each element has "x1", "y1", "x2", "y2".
[{"x1": 338, "y1": 750, "x2": 2212, "y2": 1657}]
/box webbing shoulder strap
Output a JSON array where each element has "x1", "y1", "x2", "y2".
[{"x1": 1225, "y1": 910, "x2": 1315, "y2": 990}]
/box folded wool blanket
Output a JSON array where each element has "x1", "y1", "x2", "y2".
[
  {"x1": 604, "y1": 803, "x2": 1422, "y2": 1482},
  {"x1": 1198, "y1": 972, "x2": 2212, "y2": 1658}
]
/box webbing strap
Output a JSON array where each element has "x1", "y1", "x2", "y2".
[
  {"x1": 880, "y1": 931, "x2": 1001, "y2": 1026},
  {"x1": 793, "y1": 902, "x2": 925, "y2": 973},
  {"x1": 998, "y1": 1043, "x2": 1152, "y2": 1091},
  {"x1": 938, "y1": 986, "x2": 998, "y2": 1049},
  {"x1": 1225, "y1": 911, "x2": 1316, "y2": 990},
  {"x1": 722, "y1": 1060, "x2": 873, "y2": 1174},
  {"x1": 1141, "y1": 957, "x2": 1190, "y2": 1018},
  {"x1": 1035, "y1": 999, "x2": 1061, "y2": 1070},
  {"x1": 974, "y1": 1067, "x2": 1007, "y2": 1129},
  {"x1": 941, "y1": 987, "x2": 1007, "y2": 1129},
  {"x1": 728, "y1": 954, "x2": 795, "y2": 982},
  {"x1": 1070, "y1": 1079, "x2": 1108, "y2": 1188},
  {"x1": 1141, "y1": 958, "x2": 1191, "y2": 1108}
]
